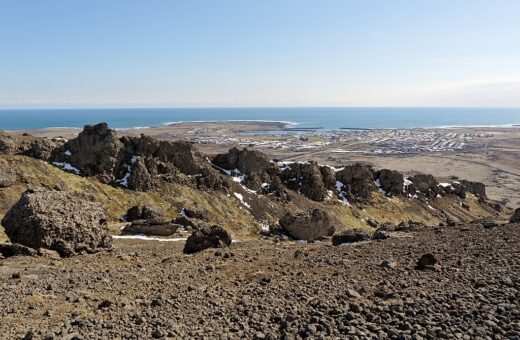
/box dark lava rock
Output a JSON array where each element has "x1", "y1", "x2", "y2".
[
  {"x1": 376, "y1": 169, "x2": 404, "y2": 196},
  {"x1": 121, "y1": 220, "x2": 180, "y2": 237},
  {"x1": 0, "y1": 243, "x2": 37, "y2": 258},
  {"x1": 1, "y1": 189, "x2": 112, "y2": 257},
  {"x1": 332, "y1": 229, "x2": 371, "y2": 245},
  {"x1": 280, "y1": 161, "x2": 328, "y2": 201},
  {"x1": 409, "y1": 174, "x2": 440, "y2": 198},
  {"x1": 278, "y1": 209, "x2": 336, "y2": 241},
  {"x1": 126, "y1": 205, "x2": 164, "y2": 222},
  {"x1": 335, "y1": 164, "x2": 374, "y2": 203},
  {"x1": 183, "y1": 225, "x2": 232, "y2": 254},
  {"x1": 182, "y1": 206, "x2": 210, "y2": 221},
  {"x1": 415, "y1": 253, "x2": 438, "y2": 270},
  {"x1": 372, "y1": 229, "x2": 390, "y2": 240},
  {"x1": 213, "y1": 147, "x2": 273, "y2": 176},
  {"x1": 510, "y1": 208, "x2": 520, "y2": 223},
  {"x1": 461, "y1": 180, "x2": 487, "y2": 199},
  {"x1": 22, "y1": 139, "x2": 64, "y2": 161}
]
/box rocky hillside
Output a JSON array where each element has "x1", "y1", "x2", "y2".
[{"x1": 0, "y1": 123, "x2": 510, "y2": 240}]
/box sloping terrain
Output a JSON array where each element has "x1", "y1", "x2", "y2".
[{"x1": 0, "y1": 222, "x2": 518, "y2": 338}]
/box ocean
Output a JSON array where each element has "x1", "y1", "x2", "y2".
[{"x1": 0, "y1": 107, "x2": 519, "y2": 131}]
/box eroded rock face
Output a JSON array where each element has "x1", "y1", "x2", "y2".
[
  {"x1": 336, "y1": 164, "x2": 375, "y2": 203},
  {"x1": 461, "y1": 180, "x2": 486, "y2": 199},
  {"x1": 126, "y1": 205, "x2": 164, "y2": 222},
  {"x1": 213, "y1": 147, "x2": 273, "y2": 176},
  {"x1": 332, "y1": 229, "x2": 371, "y2": 245},
  {"x1": 409, "y1": 174, "x2": 440, "y2": 198},
  {"x1": 510, "y1": 208, "x2": 520, "y2": 223},
  {"x1": 183, "y1": 225, "x2": 232, "y2": 254},
  {"x1": 22, "y1": 139, "x2": 65, "y2": 161},
  {"x1": 280, "y1": 162, "x2": 328, "y2": 201},
  {"x1": 278, "y1": 209, "x2": 336, "y2": 241},
  {"x1": 121, "y1": 220, "x2": 180, "y2": 237},
  {"x1": 1, "y1": 189, "x2": 112, "y2": 257},
  {"x1": 50, "y1": 123, "x2": 206, "y2": 191},
  {"x1": 376, "y1": 169, "x2": 404, "y2": 196}
]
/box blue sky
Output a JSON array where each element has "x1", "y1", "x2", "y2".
[{"x1": 0, "y1": 0, "x2": 519, "y2": 108}]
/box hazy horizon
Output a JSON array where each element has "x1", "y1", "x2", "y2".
[{"x1": 1, "y1": 0, "x2": 519, "y2": 108}]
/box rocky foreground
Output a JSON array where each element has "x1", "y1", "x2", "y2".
[{"x1": 0, "y1": 222, "x2": 519, "y2": 339}]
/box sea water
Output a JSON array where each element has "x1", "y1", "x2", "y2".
[{"x1": 0, "y1": 107, "x2": 519, "y2": 130}]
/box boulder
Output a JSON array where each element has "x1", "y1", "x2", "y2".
[
  {"x1": 278, "y1": 209, "x2": 336, "y2": 241},
  {"x1": 121, "y1": 220, "x2": 180, "y2": 237},
  {"x1": 372, "y1": 229, "x2": 390, "y2": 240},
  {"x1": 183, "y1": 225, "x2": 232, "y2": 254},
  {"x1": 510, "y1": 208, "x2": 520, "y2": 223},
  {"x1": 280, "y1": 161, "x2": 328, "y2": 201},
  {"x1": 376, "y1": 169, "x2": 404, "y2": 196},
  {"x1": 332, "y1": 229, "x2": 371, "y2": 245},
  {"x1": 125, "y1": 205, "x2": 164, "y2": 222},
  {"x1": 1, "y1": 189, "x2": 112, "y2": 257},
  {"x1": 182, "y1": 206, "x2": 210, "y2": 221},
  {"x1": 409, "y1": 174, "x2": 440, "y2": 198},
  {"x1": 335, "y1": 164, "x2": 374, "y2": 203},
  {"x1": 415, "y1": 254, "x2": 439, "y2": 270},
  {"x1": 461, "y1": 180, "x2": 486, "y2": 199},
  {"x1": 23, "y1": 139, "x2": 64, "y2": 161},
  {"x1": 0, "y1": 243, "x2": 37, "y2": 258}
]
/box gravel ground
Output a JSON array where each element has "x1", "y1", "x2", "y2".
[{"x1": 0, "y1": 223, "x2": 519, "y2": 339}]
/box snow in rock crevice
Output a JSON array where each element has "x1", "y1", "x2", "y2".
[
  {"x1": 374, "y1": 178, "x2": 387, "y2": 196},
  {"x1": 115, "y1": 156, "x2": 139, "y2": 187},
  {"x1": 52, "y1": 162, "x2": 80, "y2": 174},
  {"x1": 335, "y1": 180, "x2": 350, "y2": 206},
  {"x1": 64, "y1": 150, "x2": 72, "y2": 156}
]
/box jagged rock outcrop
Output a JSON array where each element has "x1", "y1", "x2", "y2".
[
  {"x1": 332, "y1": 229, "x2": 372, "y2": 245},
  {"x1": 335, "y1": 164, "x2": 375, "y2": 203},
  {"x1": 278, "y1": 209, "x2": 336, "y2": 241},
  {"x1": 461, "y1": 180, "x2": 486, "y2": 200},
  {"x1": 22, "y1": 139, "x2": 65, "y2": 161},
  {"x1": 50, "y1": 123, "x2": 207, "y2": 191},
  {"x1": 375, "y1": 169, "x2": 404, "y2": 196},
  {"x1": 183, "y1": 225, "x2": 232, "y2": 254},
  {"x1": 280, "y1": 162, "x2": 328, "y2": 201},
  {"x1": 409, "y1": 174, "x2": 440, "y2": 199},
  {"x1": 213, "y1": 147, "x2": 273, "y2": 175},
  {"x1": 510, "y1": 208, "x2": 520, "y2": 223},
  {"x1": 1, "y1": 189, "x2": 112, "y2": 257},
  {"x1": 121, "y1": 220, "x2": 180, "y2": 237},
  {"x1": 125, "y1": 205, "x2": 164, "y2": 222}
]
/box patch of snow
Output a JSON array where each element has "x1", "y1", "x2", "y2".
[
  {"x1": 427, "y1": 204, "x2": 436, "y2": 210},
  {"x1": 180, "y1": 208, "x2": 188, "y2": 218},
  {"x1": 374, "y1": 178, "x2": 387, "y2": 196},
  {"x1": 64, "y1": 150, "x2": 72, "y2": 156},
  {"x1": 115, "y1": 156, "x2": 139, "y2": 187},
  {"x1": 439, "y1": 182, "x2": 453, "y2": 188},
  {"x1": 52, "y1": 162, "x2": 81, "y2": 174},
  {"x1": 233, "y1": 192, "x2": 251, "y2": 209},
  {"x1": 403, "y1": 178, "x2": 413, "y2": 190},
  {"x1": 259, "y1": 220, "x2": 270, "y2": 232},
  {"x1": 325, "y1": 190, "x2": 334, "y2": 200},
  {"x1": 112, "y1": 235, "x2": 187, "y2": 242},
  {"x1": 277, "y1": 161, "x2": 294, "y2": 171},
  {"x1": 261, "y1": 182, "x2": 270, "y2": 189},
  {"x1": 335, "y1": 180, "x2": 350, "y2": 206}
]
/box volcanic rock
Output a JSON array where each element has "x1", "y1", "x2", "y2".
[
  {"x1": 126, "y1": 205, "x2": 165, "y2": 222},
  {"x1": 415, "y1": 253, "x2": 439, "y2": 270},
  {"x1": 376, "y1": 169, "x2": 404, "y2": 196},
  {"x1": 182, "y1": 206, "x2": 210, "y2": 221},
  {"x1": 409, "y1": 174, "x2": 440, "y2": 198},
  {"x1": 332, "y1": 229, "x2": 372, "y2": 245},
  {"x1": 461, "y1": 180, "x2": 487, "y2": 199},
  {"x1": 335, "y1": 164, "x2": 374, "y2": 202},
  {"x1": 510, "y1": 208, "x2": 520, "y2": 223},
  {"x1": 213, "y1": 147, "x2": 273, "y2": 176},
  {"x1": 1, "y1": 189, "x2": 112, "y2": 257},
  {"x1": 0, "y1": 243, "x2": 37, "y2": 258},
  {"x1": 121, "y1": 220, "x2": 180, "y2": 237},
  {"x1": 0, "y1": 169, "x2": 16, "y2": 188},
  {"x1": 278, "y1": 209, "x2": 335, "y2": 241},
  {"x1": 183, "y1": 225, "x2": 232, "y2": 254}
]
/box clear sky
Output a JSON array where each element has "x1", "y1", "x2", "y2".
[{"x1": 1, "y1": 0, "x2": 519, "y2": 108}]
